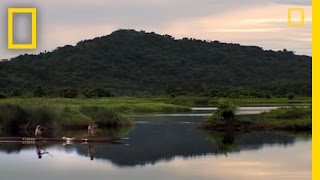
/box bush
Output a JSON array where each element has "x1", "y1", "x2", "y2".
[
  {"x1": 216, "y1": 99, "x2": 238, "y2": 120},
  {"x1": 0, "y1": 104, "x2": 29, "y2": 130},
  {"x1": 10, "y1": 89, "x2": 22, "y2": 97},
  {"x1": 206, "y1": 99, "x2": 238, "y2": 124},
  {"x1": 59, "y1": 88, "x2": 78, "y2": 98},
  {"x1": 0, "y1": 104, "x2": 61, "y2": 130},
  {"x1": 81, "y1": 88, "x2": 112, "y2": 98},
  {"x1": 287, "y1": 92, "x2": 295, "y2": 100},
  {"x1": 0, "y1": 93, "x2": 6, "y2": 99},
  {"x1": 34, "y1": 86, "x2": 46, "y2": 97}
]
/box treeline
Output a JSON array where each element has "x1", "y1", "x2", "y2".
[
  {"x1": 0, "y1": 86, "x2": 297, "y2": 100},
  {"x1": 0, "y1": 86, "x2": 112, "y2": 98},
  {"x1": 165, "y1": 85, "x2": 297, "y2": 99}
]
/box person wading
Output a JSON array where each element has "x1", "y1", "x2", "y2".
[
  {"x1": 35, "y1": 125, "x2": 44, "y2": 137},
  {"x1": 88, "y1": 123, "x2": 98, "y2": 137}
]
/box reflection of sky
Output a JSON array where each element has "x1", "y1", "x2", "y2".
[
  {"x1": 0, "y1": 0, "x2": 312, "y2": 60},
  {"x1": 0, "y1": 140, "x2": 311, "y2": 180}
]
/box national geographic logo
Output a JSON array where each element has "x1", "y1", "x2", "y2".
[{"x1": 7, "y1": 8, "x2": 37, "y2": 49}]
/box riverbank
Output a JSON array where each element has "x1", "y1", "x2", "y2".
[
  {"x1": 201, "y1": 107, "x2": 312, "y2": 132},
  {"x1": 0, "y1": 96, "x2": 311, "y2": 109},
  {"x1": 157, "y1": 96, "x2": 311, "y2": 106},
  {"x1": 0, "y1": 104, "x2": 133, "y2": 131},
  {"x1": 0, "y1": 97, "x2": 192, "y2": 130},
  {"x1": 0, "y1": 97, "x2": 192, "y2": 113}
]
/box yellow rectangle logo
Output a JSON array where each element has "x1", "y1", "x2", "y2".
[
  {"x1": 8, "y1": 8, "x2": 37, "y2": 49},
  {"x1": 288, "y1": 8, "x2": 305, "y2": 27}
]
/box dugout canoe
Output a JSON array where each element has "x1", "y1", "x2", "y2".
[{"x1": 0, "y1": 136, "x2": 117, "y2": 143}]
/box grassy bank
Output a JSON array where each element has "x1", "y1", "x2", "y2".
[
  {"x1": 201, "y1": 104, "x2": 312, "y2": 132},
  {"x1": 0, "y1": 97, "x2": 191, "y2": 113},
  {"x1": 0, "y1": 97, "x2": 191, "y2": 131},
  {"x1": 256, "y1": 107, "x2": 312, "y2": 131},
  {"x1": 0, "y1": 104, "x2": 132, "y2": 131},
  {"x1": 157, "y1": 96, "x2": 311, "y2": 106}
]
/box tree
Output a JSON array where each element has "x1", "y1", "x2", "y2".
[
  {"x1": 60, "y1": 88, "x2": 78, "y2": 98},
  {"x1": 0, "y1": 93, "x2": 6, "y2": 99},
  {"x1": 287, "y1": 92, "x2": 295, "y2": 100},
  {"x1": 33, "y1": 86, "x2": 46, "y2": 97},
  {"x1": 81, "y1": 88, "x2": 112, "y2": 98},
  {"x1": 92, "y1": 88, "x2": 112, "y2": 97},
  {"x1": 10, "y1": 89, "x2": 22, "y2": 97},
  {"x1": 215, "y1": 100, "x2": 238, "y2": 121}
]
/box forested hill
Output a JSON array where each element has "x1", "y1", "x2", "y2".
[{"x1": 0, "y1": 29, "x2": 312, "y2": 97}]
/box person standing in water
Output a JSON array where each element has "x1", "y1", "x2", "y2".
[
  {"x1": 35, "y1": 125, "x2": 43, "y2": 137},
  {"x1": 88, "y1": 123, "x2": 98, "y2": 137}
]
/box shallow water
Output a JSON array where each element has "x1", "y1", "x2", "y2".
[{"x1": 0, "y1": 115, "x2": 311, "y2": 180}]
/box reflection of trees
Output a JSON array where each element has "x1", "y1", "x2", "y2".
[
  {"x1": 0, "y1": 129, "x2": 55, "y2": 137},
  {"x1": 204, "y1": 131, "x2": 239, "y2": 156},
  {"x1": 203, "y1": 130, "x2": 312, "y2": 156},
  {"x1": 0, "y1": 144, "x2": 26, "y2": 154}
]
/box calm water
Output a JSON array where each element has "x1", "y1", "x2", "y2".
[{"x1": 0, "y1": 112, "x2": 311, "y2": 180}]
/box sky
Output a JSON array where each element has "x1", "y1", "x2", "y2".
[{"x1": 0, "y1": 0, "x2": 312, "y2": 60}]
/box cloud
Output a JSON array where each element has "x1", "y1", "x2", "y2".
[
  {"x1": 0, "y1": 0, "x2": 312, "y2": 59},
  {"x1": 158, "y1": 4, "x2": 311, "y2": 55},
  {"x1": 208, "y1": 28, "x2": 284, "y2": 33}
]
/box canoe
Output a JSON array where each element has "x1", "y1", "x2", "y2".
[{"x1": 0, "y1": 137, "x2": 117, "y2": 143}]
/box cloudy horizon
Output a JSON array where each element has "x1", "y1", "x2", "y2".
[{"x1": 0, "y1": 0, "x2": 312, "y2": 60}]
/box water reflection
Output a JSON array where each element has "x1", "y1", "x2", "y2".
[
  {"x1": 36, "y1": 143, "x2": 53, "y2": 159},
  {"x1": 0, "y1": 116, "x2": 311, "y2": 166},
  {"x1": 203, "y1": 130, "x2": 311, "y2": 156},
  {"x1": 87, "y1": 143, "x2": 95, "y2": 161},
  {"x1": 0, "y1": 115, "x2": 311, "y2": 180}
]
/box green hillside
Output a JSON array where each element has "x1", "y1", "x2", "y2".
[{"x1": 0, "y1": 29, "x2": 311, "y2": 98}]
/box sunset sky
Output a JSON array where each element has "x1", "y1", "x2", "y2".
[{"x1": 0, "y1": 0, "x2": 312, "y2": 59}]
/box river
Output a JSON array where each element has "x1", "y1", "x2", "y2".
[{"x1": 0, "y1": 107, "x2": 311, "y2": 180}]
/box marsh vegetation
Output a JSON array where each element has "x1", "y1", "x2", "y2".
[{"x1": 201, "y1": 100, "x2": 311, "y2": 132}]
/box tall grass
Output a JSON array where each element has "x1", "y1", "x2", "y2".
[
  {"x1": 0, "y1": 104, "x2": 59, "y2": 130},
  {"x1": 0, "y1": 103, "x2": 132, "y2": 130},
  {"x1": 262, "y1": 107, "x2": 312, "y2": 119},
  {"x1": 80, "y1": 106, "x2": 132, "y2": 127},
  {"x1": 0, "y1": 97, "x2": 191, "y2": 113},
  {"x1": 162, "y1": 96, "x2": 311, "y2": 106},
  {"x1": 258, "y1": 107, "x2": 312, "y2": 130}
]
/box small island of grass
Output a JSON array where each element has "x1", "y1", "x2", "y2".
[{"x1": 200, "y1": 100, "x2": 311, "y2": 132}]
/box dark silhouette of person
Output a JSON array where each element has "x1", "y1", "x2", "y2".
[
  {"x1": 36, "y1": 143, "x2": 50, "y2": 159},
  {"x1": 88, "y1": 143, "x2": 95, "y2": 161}
]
